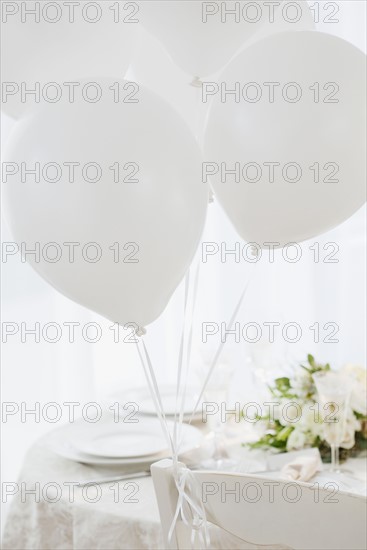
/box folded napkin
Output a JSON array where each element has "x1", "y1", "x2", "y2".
[{"x1": 280, "y1": 452, "x2": 323, "y2": 482}]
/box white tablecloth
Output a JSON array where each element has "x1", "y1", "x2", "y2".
[{"x1": 2, "y1": 437, "x2": 366, "y2": 550}]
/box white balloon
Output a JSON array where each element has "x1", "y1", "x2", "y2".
[
  {"x1": 140, "y1": 1, "x2": 293, "y2": 78},
  {"x1": 1, "y1": 3, "x2": 137, "y2": 119},
  {"x1": 242, "y1": 0, "x2": 315, "y2": 49},
  {"x1": 2, "y1": 79, "x2": 208, "y2": 329},
  {"x1": 204, "y1": 31, "x2": 366, "y2": 247}
]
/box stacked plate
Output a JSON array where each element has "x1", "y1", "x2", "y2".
[
  {"x1": 110, "y1": 385, "x2": 203, "y2": 421},
  {"x1": 45, "y1": 415, "x2": 203, "y2": 467}
]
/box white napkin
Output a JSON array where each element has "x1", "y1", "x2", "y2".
[{"x1": 280, "y1": 452, "x2": 323, "y2": 482}]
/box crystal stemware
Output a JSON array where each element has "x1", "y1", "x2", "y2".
[
  {"x1": 196, "y1": 359, "x2": 237, "y2": 470},
  {"x1": 313, "y1": 371, "x2": 353, "y2": 473}
]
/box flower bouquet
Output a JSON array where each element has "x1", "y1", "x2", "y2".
[{"x1": 248, "y1": 355, "x2": 367, "y2": 462}]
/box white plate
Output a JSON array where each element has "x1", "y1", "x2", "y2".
[
  {"x1": 111, "y1": 385, "x2": 202, "y2": 418},
  {"x1": 44, "y1": 415, "x2": 203, "y2": 466},
  {"x1": 77, "y1": 425, "x2": 168, "y2": 458}
]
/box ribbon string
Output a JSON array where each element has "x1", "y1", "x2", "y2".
[
  {"x1": 168, "y1": 463, "x2": 210, "y2": 549},
  {"x1": 188, "y1": 263, "x2": 257, "y2": 427},
  {"x1": 135, "y1": 338, "x2": 174, "y2": 455},
  {"x1": 134, "y1": 262, "x2": 255, "y2": 549},
  {"x1": 173, "y1": 269, "x2": 191, "y2": 462},
  {"x1": 177, "y1": 257, "x2": 201, "y2": 455}
]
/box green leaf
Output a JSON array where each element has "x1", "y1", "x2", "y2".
[
  {"x1": 275, "y1": 377, "x2": 291, "y2": 393},
  {"x1": 300, "y1": 364, "x2": 311, "y2": 373},
  {"x1": 276, "y1": 426, "x2": 294, "y2": 442}
]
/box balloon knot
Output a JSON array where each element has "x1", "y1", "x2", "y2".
[
  {"x1": 136, "y1": 326, "x2": 147, "y2": 337},
  {"x1": 190, "y1": 76, "x2": 203, "y2": 88}
]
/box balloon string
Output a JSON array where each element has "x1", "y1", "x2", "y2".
[
  {"x1": 134, "y1": 285, "x2": 209, "y2": 549},
  {"x1": 177, "y1": 257, "x2": 201, "y2": 454},
  {"x1": 134, "y1": 253, "x2": 201, "y2": 456},
  {"x1": 135, "y1": 337, "x2": 174, "y2": 454},
  {"x1": 188, "y1": 263, "x2": 257, "y2": 426},
  {"x1": 173, "y1": 269, "x2": 191, "y2": 461},
  {"x1": 195, "y1": 81, "x2": 201, "y2": 144},
  {"x1": 168, "y1": 464, "x2": 210, "y2": 549}
]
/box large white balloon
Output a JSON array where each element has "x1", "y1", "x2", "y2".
[
  {"x1": 1, "y1": 2, "x2": 137, "y2": 119},
  {"x1": 2, "y1": 79, "x2": 208, "y2": 329},
  {"x1": 139, "y1": 0, "x2": 295, "y2": 78},
  {"x1": 204, "y1": 31, "x2": 366, "y2": 247},
  {"x1": 242, "y1": 0, "x2": 315, "y2": 49}
]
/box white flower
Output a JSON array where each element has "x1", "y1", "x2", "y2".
[
  {"x1": 299, "y1": 406, "x2": 324, "y2": 439},
  {"x1": 340, "y1": 407, "x2": 362, "y2": 449},
  {"x1": 287, "y1": 428, "x2": 307, "y2": 451},
  {"x1": 278, "y1": 399, "x2": 303, "y2": 427},
  {"x1": 342, "y1": 364, "x2": 367, "y2": 382},
  {"x1": 340, "y1": 419, "x2": 356, "y2": 449},
  {"x1": 341, "y1": 364, "x2": 367, "y2": 416},
  {"x1": 292, "y1": 371, "x2": 312, "y2": 399}
]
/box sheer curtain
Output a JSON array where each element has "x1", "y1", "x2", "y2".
[{"x1": 1, "y1": 0, "x2": 366, "y2": 527}]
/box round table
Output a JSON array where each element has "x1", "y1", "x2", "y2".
[{"x1": 2, "y1": 436, "x2": 366, "y2": 550}]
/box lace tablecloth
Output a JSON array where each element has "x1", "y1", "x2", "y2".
[{"x1": 2, "y1": 438, "x2": 366, "y2": 550}]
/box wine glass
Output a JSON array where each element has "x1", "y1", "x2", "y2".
[
  {"x1": 313, "y1": 371, "x2": 353, "y2": 472},
  {"x1": 196, "y1": 359, "x2": 236, "y2": 470},
  {"x1": 250, "y1": 336, "x2": 289, "y2": 393}
]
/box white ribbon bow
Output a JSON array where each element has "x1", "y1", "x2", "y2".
[{"x1": 169, "y1": 462, "x2": 210, "y2": 549}]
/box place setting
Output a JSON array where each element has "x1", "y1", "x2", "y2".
[
  {"x1": 42, "y1": 411, "x2": 205, "y2": 475},
  {"x1": 38, "y1": 353, "x2": 367, "y2": 501}
]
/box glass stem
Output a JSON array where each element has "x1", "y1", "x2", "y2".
[
  {"x1": 212, "y1": 422, "x2": 222, "y2": 460},
  {"x1": 330, "y1": 444, "x2": 339, "y2": 472}
]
